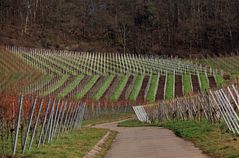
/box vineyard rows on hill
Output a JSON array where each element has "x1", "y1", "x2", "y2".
[{"x1": 0, "y1": 46, "x2": 228, "y2": 104}]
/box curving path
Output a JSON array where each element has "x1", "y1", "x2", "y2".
[{"x1": 94, "y1": 121, "x2": 209, "y2": 158}]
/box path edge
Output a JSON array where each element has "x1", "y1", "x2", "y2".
[{"x1": 83, "y1": 130, "x2": 117, "y2": 158}]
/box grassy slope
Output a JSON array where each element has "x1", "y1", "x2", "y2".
[
  {"x1": 128, "y1": 75, "x2": 144, "y2": 101},
  {"x1": 165, "y1": 74, "x2": 174, "y2": 100},
  {"x1": 183, "y1": 74, "x2": 192, "y2": 95},
  {"x1": 146, "y1": 75, "x2": 158, "y2": 102},
  {"x1": 93, "y1": 75, "x2": 114, "y2": 100},
  {"x1": 41, "y1": 75, "x2": 69, "y2": 96},
  {"x1": 109, "y1": 75, "x2": 129, "y2": 101},
  {"x1": 74, "y1": 75, "x2": 100, "y2": 100},
  {"x1": 199, "y1": 73, "x2": 209, "y2": 91},
  {"x1": 57, "y1": 75, "x2": 84, "y2": 98},
  {"x1": 119, "y1": 119, "x2": 239, "y2": 158},
  {"x1": 160, "y1": 120, "x2": 239, "y2": 158}
]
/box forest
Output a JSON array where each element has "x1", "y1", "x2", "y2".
[{"x1": 0, "y1": 0, "x2": 239, "y2": 56}]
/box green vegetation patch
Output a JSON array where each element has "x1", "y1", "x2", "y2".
[
  {"x1": 215, "y1": 75, "x2": 225, "y2": 87},
  {"x1": 165, "y1": 74, "x2": 174, "y2": 100},
  {"x1": 183, "y1": 74, "x2": 192, "y2": 95},
  {"x1": 146, "y1": 75, "x2": 158, "y2": 102},
  {"x1": 109, "y1": 75, "x2": 129, "y2": 101},
  {"x1": 57, "y1": 75, "x2": 84, "y2": 98},
  {"x1": 118, "y1": 119, "x2": 155, "y2": 127},
  {"x1": 199, "y1": 73, "x2": 209, "y2": 91},
  {"x1": 159, "y1": 120, "x2": 239, "y2": 158},
  {"x1": 41, "y1": 75, "x2": 69, "y2": 96},
  {"x1": 74, "y1": 75, "x2": 100, "y2": 100},
  {"x1": 128, "y1": 75, "x2": 144, "y2": 101},
  {"x1": 25, "y1": 128, "x2": 107, "y2": 158},
  {"x1": 93, "y1": 75, "x2": 114, "y2": 100},
  {"x1": 82, "y1": 112, "x2": 133, "y2": 127}
]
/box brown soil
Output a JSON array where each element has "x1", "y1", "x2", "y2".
[
  {"x1": 51, "y1": 75, "x2": 75, "y2": 97},
  {"x1": 191, "y1": 75, "x2": 200, "y2": 92},
  {"x1": 175, "y1": 75, "x2": 183, "y2": 97},
  {"x1": 137, "y1": 76, "x2": 149, "y2": 102},
  {"x1": 119, "y1": 75, "x2": 134, "y2": 100},
  {"x1": 156, "y1": 75, "x2": 165, "y2": 101},
  {"x1": 66, "y1": 75, "x2": 91, "y2": 98},
  {"x1": 101, "y1": 76, "x2": 121, "y2": 100},
  {"x1": 208, "y1": 76, "x2": 217, "y2": 89},
  {"x1": 83, "y1": 76, "x2": 106, "y2": 99}
]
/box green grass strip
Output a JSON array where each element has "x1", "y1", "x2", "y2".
[
  {"x1": 74, "y1": 75, "x2": 100, "y2": 100},
  {"x1": 25, "y1": 128, "x2": 107, "y2": 158},
  {"x1": 183, "y1": 74, "x2": 192, "y2": 95},
  {"x1": 165, "y1": 74, "x2": 174, "y2": 100},
  {"x1": 109, "y1": 75, "x2": 129, "y2": 101},
  {"x1": 146, "y1": 75, "x2": 158, "y2": 102},
  {"x1": 57, "y1": 75, "x2": 84, "y2": 98},
  {"x1": 199, "y1": 73, "x2": 209, "y2": 91},
  {"x1": 41, "y1": 75, "x2": 69, "y2": 96},
  {"x1": 128, "y1": 75, "x2": 144, "y2": 101},
  {"x1": 215, "y1": 75, "x2": 224, "y2": 87},
  {"x1": 92, "y1": 75, "x2": 114, "y2": 100}
]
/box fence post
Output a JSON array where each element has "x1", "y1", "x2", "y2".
[
  {"x1": 38, "y1": 99, "x2": 51, "y2": 147},
  {"x1": 22, "y1": 97, "x2": 37, "y2": 154},
  {"x1": 13, "y1": 95, "x2": 23, "y2": 155},
  {"x1": 29, "y1": 98, "x2": 44, "y2": 150}
]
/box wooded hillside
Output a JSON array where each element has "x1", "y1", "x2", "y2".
[{"x1": 0, "y1": 0, "x2": 238, "y2": 56}]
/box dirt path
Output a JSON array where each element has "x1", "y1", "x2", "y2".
[{"x1": 94, "y1": 121, "x2": 209, "y2": 158}]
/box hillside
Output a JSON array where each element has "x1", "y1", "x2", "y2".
[{"x1": 0, "y1": 0, "x2": 239, "y2": 56}]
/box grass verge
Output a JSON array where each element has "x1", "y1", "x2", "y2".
[
  {"x1": 25, "y1": 128, "x2": 107, "y2": 158},
  {"x1": 118, "y1": 119, "x2": 155, "y2": 127},
  {"x1": 95, "y1": 131, "x2": 118, "y2": 158}
]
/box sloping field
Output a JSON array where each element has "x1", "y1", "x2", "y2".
[{"x1": 0, "y1": 46, "x2": 229, "y2": 104}]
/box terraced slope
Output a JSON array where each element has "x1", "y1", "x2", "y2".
[{"x1": 0, "y1": 47, "x2": 228, "y2": 103}]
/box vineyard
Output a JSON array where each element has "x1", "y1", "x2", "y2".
[
  {"x1": 1, "y1": 46, "x2": 226, "y2": 104},
  {"x1": 0, "y1": 45, "x2": 238, "y2": 156}
]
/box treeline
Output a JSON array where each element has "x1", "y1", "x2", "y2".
[{"x1": 0, "y1": 0, "x2": 239, "y2": 56}]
